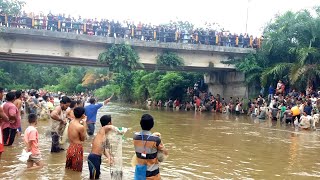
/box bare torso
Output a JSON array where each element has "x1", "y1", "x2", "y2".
[
  {"x1": 91, "y1": 129, "x2": 107, "y2": 155},
  {"x1": 68, "y1": 119, "x2": 85, "y2": 144}
]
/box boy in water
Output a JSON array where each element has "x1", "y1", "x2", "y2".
[
  {"x1": 65, "y1": 107, "x2": 86, "y2": 172},
  {"x1": 24, "y1": 113, "x2": 44, "y2": 169},
  {"x1": 87, "y1": 115, "x2": 122, "y2": 179},
  {"x1": 133, "y1": 114, "x2": 168, "y2": 180}
]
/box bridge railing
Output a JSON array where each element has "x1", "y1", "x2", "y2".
[{"x1": 0, "y1": 14, "x2": 262, "y2": 49}]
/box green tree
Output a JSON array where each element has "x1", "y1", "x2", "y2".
[
  {"x1": 229, "y1": 7, "x2": 320, "y2": 91},
  {"x1": 0, "y1": 0, "x2": 25, "y2": 15},
  {"x1": 156, "y1": 51, "x2": 184, "y2": 69},
  {"x1": 98, "y1": 44, "x2": 143, "y2": 73}
]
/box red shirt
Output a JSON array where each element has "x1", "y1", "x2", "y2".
[{"x1": 2, "y1": 102, "x2": 21, "y2": 129}]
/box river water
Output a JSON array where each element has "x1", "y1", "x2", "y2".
[{"x1": 1, "y1": 103, "x2": 320, "y2": 179}]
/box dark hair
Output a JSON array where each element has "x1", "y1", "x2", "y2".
[
  {"x1": 0, "y1": 87, "x2": 3, "y2": 93},
  {"x1": 73, "y1": 107, "x2": 85, "y2": 118},
  {"x1": 69, "y1": 101, "x2": 77, "y2": 109},
  {"x1": 28, "y1": 113, "x2": 37, "y2": 124},
  {"x1": 6, "y1": 92, "x2": 16, "y2": 101},
  {"x1": 140, "y1": 114, "x2": 154, "y2": 131},
  {"x1": 76, "y1": 100, "x2": 82, "y2": 105},
  {"x1": 89, "y1": 98, "x2": 96, "y2": 104},
  {"x1": 15, "y1": 90, "x2": 22, "y2": 99},
  {"x1": 100, "y1": 115, "x2": 111, "y2": 126},
  {"x1": 43, "y1": 95, "x2": 48, "y2": 101},
  {"x1": 60, "y1": 96, "x2": 71, "y2": 104}
]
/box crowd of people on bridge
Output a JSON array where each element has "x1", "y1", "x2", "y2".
[
  {"x1": 0, "y1": 88, "x2": 168, "y2": 179},
  {"x1": 0, "y1": 11, "x2": 263, "y2": 48}
]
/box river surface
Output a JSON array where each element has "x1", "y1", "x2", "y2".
[{"x1": 1, "y1": 103, "x2": 320, "y2": 179}]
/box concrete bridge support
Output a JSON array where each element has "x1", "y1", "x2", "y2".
[{"x1": 204, "y1": 71, "x2": 248, "y2": 98}]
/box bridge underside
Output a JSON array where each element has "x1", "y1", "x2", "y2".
[{"x1": 0, "y1": 52, "x2": 234, "y2": 72}]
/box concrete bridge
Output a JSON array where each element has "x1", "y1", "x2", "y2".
[{"x1": 0, "y1": 27, "x2": 255, "y2": 97}]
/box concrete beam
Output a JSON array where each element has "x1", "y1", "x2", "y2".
[{"x1": 0, "y1": 27, "x2": 256, "y2": 55}]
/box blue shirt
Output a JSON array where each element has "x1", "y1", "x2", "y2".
[
  {"x1": 269, "y1": 87, "x2": 275, "y2": 94},
  {"x1": 304, "y1": 106, "x2": 312, "y2": 116},
  {"x1": 85, "y1": 103, "x2": 103, "y2": 123}
]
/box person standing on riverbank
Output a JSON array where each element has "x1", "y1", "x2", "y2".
[
  {"x1": 85, "y1": 95, "x2": 113, "y2": 136},
  {"x1": 50, "y1": 96, "x2": 71, "y2": 153},
  {"x1": 2, "y1": 92, "x2": 21, "y2": 146},
  {"x1": 65, "y1": 107, "x2": 86, "y2": 172},
  {"x1": 24, "y1": 113, "x2": 44, "y2": 170},
  {"x1": 133, "y1": 114, "x2": 168, "y2": 180}
]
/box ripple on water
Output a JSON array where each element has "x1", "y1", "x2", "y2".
[{"x1": 291, "y1": 172, "x2": 320, "y2": 177}]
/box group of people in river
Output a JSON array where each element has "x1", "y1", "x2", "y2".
[
  {"x1": 147, "y1": 80, "x2": 320, "y2": 130},
  {"x1": 0, "y1": 88, "x2": 168, "y2": 180},
  {"x1": 0, "y1": 11, "x2": 262, "y2": 48}
]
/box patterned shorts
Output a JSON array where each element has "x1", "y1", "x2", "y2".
[{"x1": 65, "y1": 143, "x2": 83, "y2": 172}]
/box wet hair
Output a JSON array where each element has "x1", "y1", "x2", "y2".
[
  {"x1": 140, "y1": 114, "x2": 154, "y2": 131},
  {"x1": 60, "y1": 96, "x2": 71, "y2": 104},
  {"x1": 28, "y1": 113, "x2": 37, "y2": 124},
  {"x1": 69, "y1": 101, "x2": 77, "y2": 109},
  {"x1": 89, "y1": 98, "x2": 96, "y2": 104},
  {"x1": 100, "y1": 115, "x2": 111, "y2": 126},
  {"x1": 6, "y1": 92, "x2": 16, "y2": 101},
  {"x1": 15, "y1": 90, "x2": 22, "y2": 99},
  {"x1": 73, "y1": 107, "x2": 85, "y2": 118}
]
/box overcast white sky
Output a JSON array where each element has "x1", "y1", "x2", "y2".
[{"x1": 24, "y1": 0, "x2": 319, "y2": 36}]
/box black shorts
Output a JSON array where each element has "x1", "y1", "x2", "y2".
[{"x1": 88, "y1": 153, "x2": 102, "y2": 179}]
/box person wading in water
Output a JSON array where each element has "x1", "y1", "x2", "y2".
[{"x1": 50, "y1": 96, "x2": 71, "y2": 153}]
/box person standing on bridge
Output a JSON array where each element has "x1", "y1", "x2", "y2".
[{"x1": 85, "y1": 94, "x2": 113, "y2": 136}]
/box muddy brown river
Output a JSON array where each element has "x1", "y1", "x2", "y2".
[{"x1": 1, "y1": 103, "x2": 320, "y2": 179}]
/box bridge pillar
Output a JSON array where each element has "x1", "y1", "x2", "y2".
[{"x1": 204, "y1": 71, "x2": 248, "y2": 98}]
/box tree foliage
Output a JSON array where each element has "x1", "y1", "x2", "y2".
[
  {"x1": 156, "y1": 51, "x2": 184, "y2": 69},
  {"x1": 0, "y1": 0, "x2": 25, "y2": 15},
  {"x1": 98, "y1": 44, "x2": 143, "y2": 73},
  {"x1": 229, "y1": 7, "x2": 320, "y2": 91}
]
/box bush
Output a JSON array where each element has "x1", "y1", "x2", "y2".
[{"x1": 94, "y1": 84, "x2": 120, "y2": 100}]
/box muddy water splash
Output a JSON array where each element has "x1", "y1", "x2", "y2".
[{"x1": 1, "y1": 103, "x2": 320, "y2": 179}]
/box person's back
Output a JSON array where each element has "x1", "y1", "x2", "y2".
[
  {"x1": 88, "y1": 115, "x2": 121, "y2": 179},
  {"x1": 68, "y1": 118, "x2": 85, "y2": 145},
  {"x1": 66, "y1": 107, "x2": 86, "y2": 172},
  {"x1": 24, "y1": 113, "x2": 43, "y2": 170},
  {"x1": 133, "y1": 114, "x2": 168, "y2": 180}
]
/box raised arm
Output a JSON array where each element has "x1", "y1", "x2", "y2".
[{"x1": 103, "y1": 94, "x2": 114, "y2": 105}]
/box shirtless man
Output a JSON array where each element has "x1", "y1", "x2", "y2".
[
  {"x1": 14, "y1": 90, "x2": 23, "y2": 133},
  {"x1": 0, "y1": 89, "x2": 9, "y2": 159},
  {"x1": 50, "y1": 96, "x2": 71, "y2": 153},
  {"x1": 66, "y1": 101, "x2": 77, "y2": 120},
  {"x1": 87, "y1": 115, "x2": 121, "y2": 179},
  {"x1": 65, "y1": 107, "x2": 86, "y2": 172}
]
